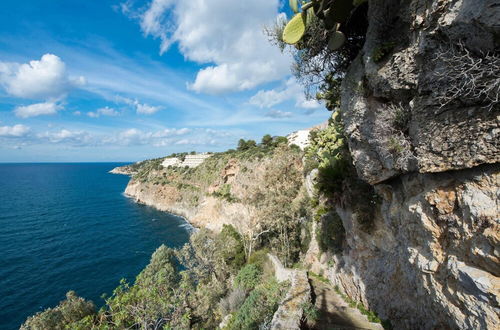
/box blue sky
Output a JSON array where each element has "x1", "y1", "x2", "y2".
[{"x1": 0, "y1": 0, "x2": 328, "y2": 162}]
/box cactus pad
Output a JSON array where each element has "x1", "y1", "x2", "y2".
[
  {"x1": 328, "y1": 31, "x2": 346, "y2": 50},
  {"x1": 289, "y1": 0, "x2": 299, "y2": 13},
  {"x1": 283, "y1": 13, "x2": 307, "y2": 44}
]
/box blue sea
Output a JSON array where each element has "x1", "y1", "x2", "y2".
[{"x1": 0, "y1": 163, "x2": 191, "y2": 329}]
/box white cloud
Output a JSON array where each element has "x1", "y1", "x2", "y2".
[
  {"x1": 115, "y1": 127, "x2": 230, "y2": 147},
  {"x1": 117, "y1": 96, "x2": 163, "y2": 115},
  {"x1": 87, "y1": 106, "x2": 119, "y2": 118},
  {"x1": 0, "y1": 54, "x2": 84, "y2": 99},
  {"x1": 249, "y1": 78, "x2": 322, "y2": 111},
  {"x1": 2, "y1": 124, "x2": 235, "y2": 150},
  {"x1": 140, "y1": 0, "x2": 175, "y2": 54},
  {"x1": 136, "y1": 103, "x2": 162, "y2": 115},
  {"x1": 152, "y1": 127, "x2": 191, "y2": 138},
  {"x1": 265, "y1": 110, "x2": 293, "y2": 118},
  {"x1": 126, "y1": 0, "x2": 291, "y2": 94},
  {"x1": 14, "y1": 102, "x2": 62, "y2": 118},
  {"x1": 37, "y1": 129, "x2": 94, "y2": 146},
  {"x1": 0, "y1": 124, "x2": 30, "y2": 137}
]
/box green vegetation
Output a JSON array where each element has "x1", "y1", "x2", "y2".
[
  {"x1": 234, "y1": 264, "x2": 263, "y2": 291},
  {"x1": 282, "y1": 0, "x2": 363, "y2": 50},
  {"x1": 333, "y1": 285, "x2": 393, "y2": 328},
  {"x1": 305, "y1": 111, "x2": 351, "y2": 197},
  {"x1": 268, "y1": 0, "x2": 368, "y2": 104},
  {"x1": 237, "y1": 138, "x2": 257, "y2": 151},
  {"x1": 301, "y1": 301, "x2": 320, "y2": 322},
  {"x1": 305, "y1": 111, "x2": 379, "y2": 233},
  {"x1": 225, "y1": 278, "x2": 288, "y2": 330},
  {"x1": 22, "y1": 225, "x2": 265, "y2": 329},
  {"x1": 21, "y1": 291, "x2": 95, "y2": 330},
  {"x1": 212, "y1": 183, "x2": 238, "y2": 202},
  {"x1": 309, "y1": 271, "x2": 330, "y2": 284}
]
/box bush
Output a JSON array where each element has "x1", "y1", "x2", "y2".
[
  {"x1": 213, "y1": 184, "x2": 238, "y2": 202},
  {"x1": 226, "y1": 278, "x2": 286, "y2": 330},
  {"x1": 218, "y1": 224, "x2": 246, "y2": 271},
  {"x1": 247, "y1": 249, "x2": 269, "y2": 269},
  {"x1": 301, "y1": 301, "x2": 319, "y2": 322},
  {"x1": 234, "y1": 264, "x2": 262, "y2": 291},
  {"x1": 21, "y1": 291, "x2": 95, "y2": 330}
]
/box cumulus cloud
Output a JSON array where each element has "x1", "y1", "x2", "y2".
[
  {"x1": 0, "y1": 124, "x2": 30, "y2": 137},
  {"x1": 114, "y1": 126, "x2": 232, "y2": 147},
  {"x1": 125, "y1": 0, "x2": 291, "y2": 94},
  {"x1": 87, "y1": 106, "x2": 119, "y2": 118},
  {"x1": 117, "y1": 96, "x2": 163, "y2": 115},
  {"x1": 249, "y1": 78, "x2": 322, "y2": 111},
  {"x1": 14, "y1": 102, "x2": 62, "y2": 118},
  {"x1": 0, "y1": 54, "x2": 84, "y2": 100},
  {"x1": 117, "y1": 127, "x2": 194, "y2": 146},
  {"x1": 136, "y1": 103, "x2": 162, "y2": 115},
  {"x1": 36, "y1": 129, "x2": 95, "y2": 146},
  {"x1": 265, "y1": 110, "x2": 293, "y2": 118}
]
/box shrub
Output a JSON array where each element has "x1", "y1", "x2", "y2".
[
  {"x1": 234, "y1": 264, "x2": 262, "y2": 291},
  {"x1": 213, "y1": 184, "x2": 238, "y2": 202},
  {"x1": 227, "y1": 278, "x2": 286, "y2": 330},
  {"x1": 301, "y1": 301, "x2": 319, "y2": 322},
  {"x1": 21, "y1": 291, "x2": 96, "y2": 330},
  {"x1": 247, "y1": 249, "x2": 269, "y2": 269},
  {"x1": 218, "y1": 224, "x2": 246, "y2": 271}
]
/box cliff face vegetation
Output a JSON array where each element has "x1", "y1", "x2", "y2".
[
  {"x1": 124, "y1": 142, "x2": 310, "y2": 266},
  {"x1": 315, "y1": 0, "x2": 499, "y2": 328},
  {"x1": 23, "y1": 0, "x2": 499, "y2": 329}
]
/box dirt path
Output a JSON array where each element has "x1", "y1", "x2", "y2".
[{"x1": 306, "y1": 277, "x2": 384, "y2": 330}]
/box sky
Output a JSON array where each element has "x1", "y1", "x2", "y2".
[{"x1": 0, "y1": 0, "x2": 328, "y2": 162}]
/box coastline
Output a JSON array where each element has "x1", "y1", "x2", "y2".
[{"x1": 122, "y1": 189, "x2": 197, "y2": 232}]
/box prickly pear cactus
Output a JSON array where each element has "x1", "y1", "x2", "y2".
[
  {"x1": 289, "y1": 0, "x2": 299, "y2": 14},
  {"x1": 283, "y1": 0, "x2": 358, "y2": 47},
  {"x1": 283, "y1": 13, "x2": 307, "y2": 44},
  {"x1": 328, "y1": 31, "x2": 346, "y2": 50}
]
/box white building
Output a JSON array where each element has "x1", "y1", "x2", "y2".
[
  {"x1": 287, "y1": 130, "x2": 311, "y2": 150},
  {"x1": 161, "y1": 153, "x2": 213, "y2": 168}
]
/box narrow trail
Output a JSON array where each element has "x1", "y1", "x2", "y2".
[{"x1": 306, "y1": 276, "x2": 384, "y2": 330}]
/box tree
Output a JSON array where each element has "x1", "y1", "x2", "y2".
[
  {"x1": 273, "y1": 136, "x2": 288, "y2": 146},
  {"x1": 261, "y1": 134, "x2": 273, "y2": 147},
  {"x1": 237, "y1": 139, "x2": 257, "y2": 151},
  {"x1": 237, "y1": 139, "x2": 247, "y2": 151}
]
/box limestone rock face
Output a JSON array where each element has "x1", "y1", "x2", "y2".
[
  {"x1": 310, "y1": 164, "x2": 499, "y2": 329},
  {"x1": 342, "y1": 0, "x2": 500, "y2": 185},
  {"x1": 320, "y1": 1, "x2": 500, "y2": 321}
]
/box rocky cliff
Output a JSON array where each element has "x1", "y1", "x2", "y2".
[
  {"x1": 307, "y1": 0, "x2": 499, "y2": 329},
  {"x1": 119, "y1": 146, "x2": 307, "y2": 246}
]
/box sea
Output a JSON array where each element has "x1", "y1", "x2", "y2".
[{"x1": 0, "y1": 163, "x2": 192, "y2": 329}]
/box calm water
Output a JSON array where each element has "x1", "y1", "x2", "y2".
[{"x1": 0, "y1": 163, "x2": 191, "y2": 329}]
